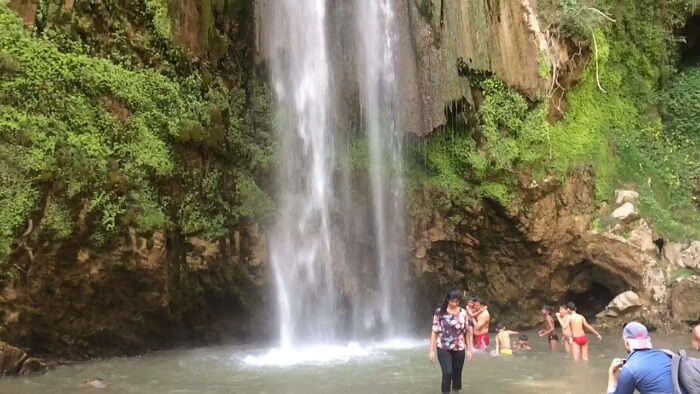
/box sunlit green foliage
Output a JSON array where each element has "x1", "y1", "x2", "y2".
[
  {"x1": 0, "y1": 2, "x2": 272, "y2": 266},
  {"x1": 410, "y1": 77, "x2": 549, "y2": 206},
  {"x1": 145, "y1": 0, "x2": 172, "y2": 40}
]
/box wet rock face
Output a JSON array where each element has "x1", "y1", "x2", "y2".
[
  {"x1": 0, "y1": 225, "x2": 269, "y2": 360},
  {"x1": 392, "y1": 0, "x2": 550, "y2": 135},
  {"x1": 407, "y1": 173, "x2": 669, "y2": 330}
]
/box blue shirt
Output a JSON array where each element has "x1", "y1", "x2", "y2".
[{"x1": 608, "y1": 349, "x2": 674, "y2": 394}]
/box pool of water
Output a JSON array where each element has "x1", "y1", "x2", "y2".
[{"x1": 0, "y1": 333, "x2": 691, "y2": 393}]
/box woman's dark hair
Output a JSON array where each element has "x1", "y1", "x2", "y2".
[
  {"x1": 519, "y1": 334, "x2": 528, "y2": 341},
  {"x1": 542, "y1": 305, "x2": 553, "y2": 313},
  {"x1": 440, "y1": 289, "x2": 462, "y2": 314}
]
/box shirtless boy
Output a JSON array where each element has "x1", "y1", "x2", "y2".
[
  {"x1": 495, "y1": 322, "x2": 519, "y2": 355},
  {"x1": 471, "y1": 298, "x2": 490, "y2": 350},
  {"x1": 538, "y1": 305, "x2": 558, "y2": 351},
  {"x1": 555, "y1": 304, "x2": 572, "y2": 353},
  {"x1": 565, "y1": 302, "x2": 602, "y2": 361}
]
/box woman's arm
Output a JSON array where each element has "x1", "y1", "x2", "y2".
[
  {"x1": 429, "y1": 331, "x2": 438, "y2": 362},
  {"x1": 466, "y1": 327, "x2": 473, "y2": 360}
]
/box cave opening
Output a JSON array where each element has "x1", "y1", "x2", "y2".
[
  {"x1": 557, "y1": 260, "x2": 629, "y2": 321},
  {"x1": 680, "y1": 14, "x2": 700, "y2": 67},
  {"x1": 564, "y1": 283, "x2": 615, "y2": 321}
]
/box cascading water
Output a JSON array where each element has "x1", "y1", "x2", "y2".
[
  {"x1": 266, "y1": 0, "x2": 337, "y2": 348},
  {"x1": 263, "y1": 0, "x2": 410, "y2": 354},
  {"x1": 354, "y1": 0, "x2": 409, "y2": 337}
]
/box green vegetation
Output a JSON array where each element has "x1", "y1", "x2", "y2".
[
  {"x1": 0, "y1": 1, "x2": 272, "y2": 266},
  {"x1": 145, "y1": 0, "x2": 172, "y2": 40},
  {"x1": 407, "y1": 77, "x2": 550, "y2": 206},
  {"x1": 409, "y1": 0, "x2": 700, "y2": 240},
  {"x1": 547, "y1": 1, "x2": 700, "y2": 239}
]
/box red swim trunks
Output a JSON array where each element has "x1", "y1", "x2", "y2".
[
  {"x1": 474, "y1": 333, "x2": 490, "y2": 350},
  {"x1": 572, "y1": 335, "x2": 588, "y2": 346}
]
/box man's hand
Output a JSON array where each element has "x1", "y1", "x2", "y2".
[
  {"x1": 428, "y1": 349, "x2": 436, "y2": 363},
  {"x1": 597, "y1": 334, "x2": 603, "y2": 341},
  {"x1": 609, "y1": 358, "x2": 625, "y2": 374},
  {"x1": 537, "y1": 330, "x2": 545, "y2": 337}
]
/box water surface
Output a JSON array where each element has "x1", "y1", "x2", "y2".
[{"x1": 1, "y1": 334, "x2": 691, "y2": 394}]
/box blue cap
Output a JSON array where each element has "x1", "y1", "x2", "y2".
[{"x1": 622, "y1": 321, "x2": 653, "y2": 350}]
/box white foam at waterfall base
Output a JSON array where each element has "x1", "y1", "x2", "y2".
[{"x1": 239, "y1": 339, "x2": 425, "y2": 367}]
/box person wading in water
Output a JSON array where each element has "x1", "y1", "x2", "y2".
[
  {"x1": 538, "y1": 305, "x2": 559, "y2": 351},
  {"x1": 556, "y1": 304, "x2": 572, "y2": 353},
  {"x1": 429, "y1": 290, "x2": 474, "y2": 394},
  {"x1": 471, "y1": 297, "x2": 490, "y2": 351},
  {"x1": 566, "y1": 302, "x2": 602, "y2": 361}
]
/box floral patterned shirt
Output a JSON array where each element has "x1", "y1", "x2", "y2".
[{"x1": 432, "y1": 307, "x2": 469, "y2": 351}]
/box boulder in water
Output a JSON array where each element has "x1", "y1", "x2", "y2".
[
  {"x1": 0, "y1": 341, "x2": 47, "y2": 377},
  {"x1": 18, "y1": 357, "x2": 47, "y2": 375},
  {"x1": 0, "y1": 341, "x2": 26, "y2": 376}
]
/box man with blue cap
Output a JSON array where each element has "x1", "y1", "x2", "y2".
[{"x1": 607, "y1": 321, "x2": 674, "y2": 394}]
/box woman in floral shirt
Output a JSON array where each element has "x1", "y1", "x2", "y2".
[{"x1": 429, "y1": 289, "x2": 473, "y2": 394}]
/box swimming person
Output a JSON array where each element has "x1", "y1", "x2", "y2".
[
  {"x1": 566, "y1": 302, "x2": 602, "y2": 361},
  {"x1": 471, "y1": 297, "x2": 490, "y2": 351},
  {"x1": 538, "y1": 305, "x2": 558, "y2": 351},
  {"x1": 495, "y1": 322, "x2": 519, "y2": 355},
  {"x1": 556, "y1": 304, "x2": 572, "y2": 353},
  {"x1": 429, "y1": 290, "x2": 474, "y2": 394},
  {"x1": 516, "y1": 334, "x2": 532, "y2": 351}
]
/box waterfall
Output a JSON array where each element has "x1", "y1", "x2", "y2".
[
  {"x1": 264, "y1": 0, "x2": 409, "y2": 349},
  {"x1": 266, "y1": 0, "x2": 337, "y2": 347}
]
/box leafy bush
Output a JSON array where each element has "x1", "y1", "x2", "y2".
[{"x1": 410, "y1": 77, "x2": 549, "y2": 206}]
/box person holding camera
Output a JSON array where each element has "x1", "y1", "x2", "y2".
[{"x1": 607, "y1": 322, "x2": 674, "y2": 394}]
